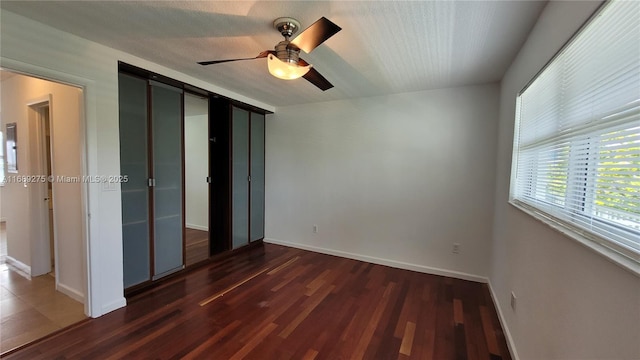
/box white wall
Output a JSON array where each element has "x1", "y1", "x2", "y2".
[
  {"x1": 0, "y1": 75, "x2": 31, "y2": 265},
  {"x1": 266, "y1": 84, "x2": 499, "y2": 280},
  {"x1": 491, "y1": 1, "x2": 640, "y2": 359},
  {"x1": 0, "y1": 118, "x2": 3, "y2": 223},
  {"x1": 185, "y1": 114, "x2": 209, "y2": 230},
  {"x1": 0, "y1": 74, "x2": 85, "y2": 301},
  {"x1": 0, "y1": 9, "x2": 273, "y2": 317}
]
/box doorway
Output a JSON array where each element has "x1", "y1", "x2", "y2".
[
  {"x1": 184, "y1": 93, "x2": 210, "y2": 266},
  {"x1": 0, "y1": 70, "x2": 87, "y2": 354},
  {"x1": 28, "y1": 100, "x2": 56, "y2": 277}
]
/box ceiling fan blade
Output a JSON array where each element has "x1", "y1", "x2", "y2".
[
  {"x1": 303, "y1": 68, "x2": 334, "y2": 91},
  {"x1": 290, "y1": 17, "x2": 341, "y2": 53},
  {"x1": 198, "y1": 50, "x2": 273, "y2": 66},
  {"x1": 298, "y1": 58, "x2": 333, "y2": 91}
]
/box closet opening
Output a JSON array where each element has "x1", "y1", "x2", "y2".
[{"x1": 118, "y1": 62, "x2": 270, "y2": 296}]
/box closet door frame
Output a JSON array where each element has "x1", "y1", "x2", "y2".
[
  {"x1": 148, "y1": 80, "x2": 185, "y2": 280},
  {"x1": 119, "y1": 71, "x2": 151, "y2": 289},
  {"x1": 120, "y1": 71, "x2": 186, "y2": 291},
  {"x1": 230, "y1": 105, "x2": 249, "y2": 250},
  {"x1": 146, "y1": 80, "x2": 155, "y2": 280},
  {"x1": 119, "y1": 62, "x2": 270, "y2": 294},
  {"x1": 229, "y1": 105, "x2": 266, "y2": 249},
  {"x1": 249, "y1": 111, "x2": 265, "y2": 243}
]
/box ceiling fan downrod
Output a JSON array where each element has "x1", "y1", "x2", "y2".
[{"x1": 273, "y1": 17, "x2": 302, "y2": 64}]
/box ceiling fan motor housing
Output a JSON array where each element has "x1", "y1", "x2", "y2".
[{"x1": 275, "y1": 40, "x2": 301, "y2": 65}]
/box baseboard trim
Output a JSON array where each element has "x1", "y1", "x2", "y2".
[
  {"x1": 57, "y1": 282, "x2": 85, "y2": 303},
  {"x1": 186, "y1": 224, "x2": 208, "y2": 231},
  {"x1": 264, "y1": 238, "x2": 488, "y2": 283},
  {"x1": 100, "y1": 297, "x2": 127, "y2": 317},
  {"x1": 5, "y1": 256, "x2": 31, "y2": 279},
  {"x1": 487, "y1": 281, "x2": 519, "y2": 360}
]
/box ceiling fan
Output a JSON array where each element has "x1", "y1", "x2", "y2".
[{"x1": 198, "y1": 17, "x2": 341, "y2": 91}]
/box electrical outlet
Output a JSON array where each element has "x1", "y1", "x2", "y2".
[
  {"x1": 313, "y1": 225, "x2": 318, "y2": 233},
  {"x1": 452, "y1": 243, "x2": 460, "y2": 254},
  {"x1": 510, "y1": 291, "x2": 517, "y2": 311}
]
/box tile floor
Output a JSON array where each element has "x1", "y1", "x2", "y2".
[
  {"x1": 0, "y1": 221, "x2": 6, "y2": 263},
  {"x1": 0, "y1": 264, "x2": 86, "y2": 354}
]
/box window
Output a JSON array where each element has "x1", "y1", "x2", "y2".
[{"x1": 510, "y1": 0, "x2": 640, "y2": 266}]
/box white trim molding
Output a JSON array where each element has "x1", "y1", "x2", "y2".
[
  {"x1": 487, "y1": 281, "x2": 519, "y2": 360},
  {"x1": 264, "y1": 238, "x2": 488, "y2": 283},
  {"x1": 57, "y1": 282, "x2": 85, "y2": 304},
  {"x1": 101, "y1": 297, "x2": 127, "y2": 317},
  {"x1": 5, "y1": 255, "x2": 31, "y2": 279}
]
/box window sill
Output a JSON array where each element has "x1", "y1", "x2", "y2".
[{"x1": 508, "y1": 200, "x2": 640, "y2": 278}]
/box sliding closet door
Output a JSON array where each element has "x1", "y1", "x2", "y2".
[
  {"x1": 231, "y1": 106, "x2": 250, "y2": 249},
  {"x1": 151, "y1": 82, "x2": 184, "y2": 278},
  {"x1": 119, "y1": 73, "x2": 150, "y2": 288},
  {"x1": 250, "y1": 113, "x2": 265, "y2": 242}
]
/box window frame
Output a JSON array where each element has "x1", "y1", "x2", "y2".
[{"x1": 508, "y1": 0, "x2": 640, "y2": 275}]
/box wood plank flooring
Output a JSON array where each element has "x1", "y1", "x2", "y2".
[
  {"x1": 185, "y1": 228, "x2": 209, "y2": 267},
  {"x1": 3, "y1": 244, "x2": 512, "y2": 360}
]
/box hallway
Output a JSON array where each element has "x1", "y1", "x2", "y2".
[{"x1": 0, "y1": 264, "x2": 86, "y2": 354}]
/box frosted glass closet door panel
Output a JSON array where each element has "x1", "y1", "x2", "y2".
[
  {"x1": 119, "y1": 73, "x2": 150, "y2": 288},
  {"x1": 151, "y1": 83, "x2": 184, "y2": 278},
  {"x1": 232, "y1": 107, "x2": 249, "y2": 249},
  {"x1": 250, "y1": 113, "x2": 265, "y2": 242}
]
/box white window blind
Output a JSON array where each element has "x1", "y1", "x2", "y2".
[{"x1": 511, "y1": 0, "x2": 640, "y2": 262}]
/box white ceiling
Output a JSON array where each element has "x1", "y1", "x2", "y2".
[{"x1": 0, "y1": 1, "x2": 547, "y2": 107}]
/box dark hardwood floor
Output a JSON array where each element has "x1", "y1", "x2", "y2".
[
  {"x1": 185, "y1": 228, "x2": 209, "y2": 267},
  {"x1": 3, "y1": 244, "x2": 512, "y2": 360}
]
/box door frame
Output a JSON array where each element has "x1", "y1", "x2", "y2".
[
  {"x1": 27, "y1": 96, "x2": 57, "y2": 279},
  {"x1": 2, "y1": 58, "x2": 95, "y2": 317}
]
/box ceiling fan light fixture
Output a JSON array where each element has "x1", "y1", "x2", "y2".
[{"x1": 267, "y1": 54, "x2": 312, "y2": 80}]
